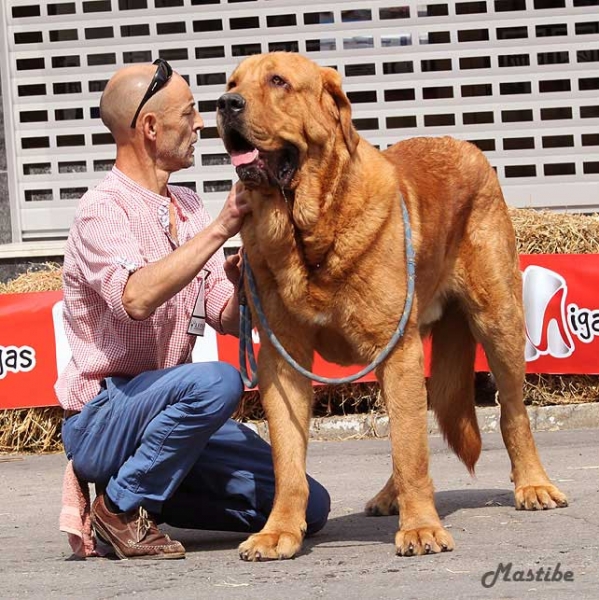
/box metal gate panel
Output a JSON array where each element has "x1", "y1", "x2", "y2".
[{"x1": 1, "y1": 0, "x2": 598, "y2": 241}]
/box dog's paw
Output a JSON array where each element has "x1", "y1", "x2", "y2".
[
  {"x1": 365, "y1": 494, "x2": 399, "y2": 516},
  {"x1": 238, "y1": 531, "x2": 303, "y2": 561},
  {"x1": 395, "y1": 526, "x2": 454, "y2": 557},
  {"x1": 514, "y1": 484, "x2": 568, "y2": 510}
]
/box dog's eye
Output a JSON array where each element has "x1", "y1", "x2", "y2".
[
  {"x1": 270, "y1": 75, "x2": 288, "y2": 88},
  {"x1": 226, "y1": 80, "x2": 236, "y2": 91}
]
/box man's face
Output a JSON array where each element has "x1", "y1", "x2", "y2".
[{"x1": 156, "y1": 75, "x2": 204, "y2": 172}]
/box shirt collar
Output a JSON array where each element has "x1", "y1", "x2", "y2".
[{"x1": 111, "y1": 166, "x2": 172, "y2": 211}]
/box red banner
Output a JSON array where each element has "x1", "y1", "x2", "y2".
[
  {"x1": 0, "y1": 291, "x2": 63, "y2": 409},
  {"x1": 1, "y1": 255, "x2": 599, "y2": 410},
  {"x1": 519, "y1": 254, "x2": 599, "y2": 374}
]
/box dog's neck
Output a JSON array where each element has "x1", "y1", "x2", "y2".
[
  {"x1": 241, "y1": 138, "x2": 399, "y2": 319},
  {"x1": 287, "y1": 135, "x2": 354, "y2": 270},
  {"x1": 293, "y1": 140, "x2": 399, "y2": 277}
]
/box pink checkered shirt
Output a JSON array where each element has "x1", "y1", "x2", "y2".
[{"x1": 55, "y1": 167, "x2": 234, "y2": 411}]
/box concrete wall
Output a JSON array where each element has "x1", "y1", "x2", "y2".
[{"x1": 0, "y1": 67, "x2": 11, "y2": 246}]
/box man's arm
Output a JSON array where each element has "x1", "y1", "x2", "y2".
[
  {"x1": 122, "y1": 183, "x2": 250, "y2": 320},
  {"x1": 218, "y1": 251, "x2": 243, "y2": 336}
]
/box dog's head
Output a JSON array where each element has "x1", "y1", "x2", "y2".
[{"x1": 216, "y1": 52, "x2": 359, "y2": 190}]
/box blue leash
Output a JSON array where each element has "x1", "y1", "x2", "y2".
[{"x1": 239, "y1": 195, "x2": 416, "y2": 388}]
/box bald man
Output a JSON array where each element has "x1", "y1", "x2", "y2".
[{"x1": 56, "y1": 60, "x2": 330, "y2": 561}]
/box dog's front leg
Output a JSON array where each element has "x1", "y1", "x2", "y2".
[
  {"x1": 377, "y1": 334, "x2": 455, "y2": 556},
  {"x1": 238, "y1": 338, "x2": 314, "y2": 561}
]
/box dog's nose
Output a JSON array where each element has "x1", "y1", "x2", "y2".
[{"x1": 217, "y1": 93, "x2": 246, "y2": 115}]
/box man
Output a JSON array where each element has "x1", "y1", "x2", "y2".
[{"x1": 56, "y1": 59, "x2": 330, "y2": 560}]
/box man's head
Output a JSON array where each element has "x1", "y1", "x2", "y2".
[{"x1": 100, "y1": 60, "x2": 204, "y2": 173}]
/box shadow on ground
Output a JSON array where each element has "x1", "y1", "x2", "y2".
[{"x1": 160, "y1": 488, "x2": 513, "y2": 557}]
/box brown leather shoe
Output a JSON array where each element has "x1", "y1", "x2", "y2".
[{"x1": 91, "y1": 493, "x2": 185, "y2": 560}]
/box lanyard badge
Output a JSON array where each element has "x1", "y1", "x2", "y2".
[{"x1": 188, "y1": 270, "x2": 210, "y2": 336}]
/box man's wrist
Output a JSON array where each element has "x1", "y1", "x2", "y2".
[
  {"x1": 220, "y1": 296, "x2": 240, "y2": 336},
  {"x1": 209, "y1": 218, "x2": 237, "y2": 246}
]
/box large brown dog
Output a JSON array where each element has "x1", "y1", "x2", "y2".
[{"x1": 216, "y1": 52, "x2": 568, "y2": 561}]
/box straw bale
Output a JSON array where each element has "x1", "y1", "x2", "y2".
[
  {"x1": 0, "y1": 407, "x2": 63, "y2": 454},
  {"x1": 233, "y1": 382, "x2": 383, "y2": 422},
  {"x1": 0, "y1": 262, "x2": 63, "y2": 294},
  {"x1": 509, "y1": 208, "x2": 599, "y2": 255},
  {"x1": 524, "y1": 374, "x2": 599, "y2": 406},
  {"x1": 2, "y1": 208, "x2": 599, "y2": 452}
]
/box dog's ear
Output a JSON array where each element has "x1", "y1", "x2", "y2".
[{"x1": 321, "y1": 67, "x2": 359, "y2": 155}]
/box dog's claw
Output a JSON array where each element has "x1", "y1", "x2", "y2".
[
  {"x1": 514, "y1": 484, "x2": 568, "y2": 511},
  {"x1": 396, "y1": 526, "x2": 455, "y2": 557},
  {"x1": 238, "y1": 530, "x2": 303, "y2": 561}
]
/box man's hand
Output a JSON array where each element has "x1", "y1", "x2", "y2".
[
  {"x1": 223, "y1": 251, "x2": 242, "y2": 287},
  {"x1": 220, "y1": 250, "x2": 246, "y2": 336},
  {"x1": 214, "y1": 182, "x2": 251, "y2": 240}
]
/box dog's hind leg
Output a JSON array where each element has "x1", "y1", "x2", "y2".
[
  {"x1": 376, "y1": 332, "x2": 455, "y2": 556},
  {"x1": 365, "y1": 474, "x2": 399, "y2": 516},
  {"x1": 459, "y1": 207, "x2": 568, "y2": 511},
  {"x1": 366, "y1": 301, "x2": 483, "y2": 519}
]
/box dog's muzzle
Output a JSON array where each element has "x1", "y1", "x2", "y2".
[{"x1": 217, "y1": 92, "x2": 246, "y2": 120}]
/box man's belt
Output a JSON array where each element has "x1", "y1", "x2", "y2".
[{"x1": 63, "y1": 409, "x2": 81, "y2": 420}]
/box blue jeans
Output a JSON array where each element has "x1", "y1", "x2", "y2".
[{"x1": 62, "y1": 362, "x2": 330, "y2": 535}]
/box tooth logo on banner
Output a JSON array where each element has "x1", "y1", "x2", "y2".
[
  {"x1": 522, "y1": 265, "x2": 599, "y2": 361},
  {"x1": 523, "y1": 266, "x2": 574, "y2": 361}
]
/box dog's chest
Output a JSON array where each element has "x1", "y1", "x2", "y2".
[{"x1": 309, "y1": 311, "x2": 332, "y2": 327}]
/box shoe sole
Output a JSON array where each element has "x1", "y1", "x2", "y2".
[{"x1": 91, "y1": 519, "x2": 186, "y2": 560}]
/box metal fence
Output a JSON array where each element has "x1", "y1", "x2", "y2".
[{"x1": 1, "y1": 0, "x2": 598, "y2": 242}]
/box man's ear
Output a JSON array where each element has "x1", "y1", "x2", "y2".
[
  {"x1": 142, "y1": 113, "x2": 158, "y2": 140},
  {"x1": 321, "y1": 67, "x2": 359, "y2": 155}
]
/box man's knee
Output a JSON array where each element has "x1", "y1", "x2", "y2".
[
  {"x1": 178, "y1": 362, "x2": 243, "y2": 416},
  {"x1": 306, "y1": 478, "x2": 331, "y2": 535}
]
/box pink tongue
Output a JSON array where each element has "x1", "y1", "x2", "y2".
[{"x1": 231, "y1": 149, "x2": 259, "y2": 167}]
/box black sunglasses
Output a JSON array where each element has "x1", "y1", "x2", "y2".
[{"x1": 130, "y1": 58, "x2": 173, "y2": 129}]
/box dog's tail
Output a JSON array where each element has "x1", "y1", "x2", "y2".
[{"x1": 428, "y1": 300, "x2": 481, "y2": 473}]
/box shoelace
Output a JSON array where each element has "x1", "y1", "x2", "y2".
[{"x1": 136, "y1": 507, "x2": 151, "y2": 542}]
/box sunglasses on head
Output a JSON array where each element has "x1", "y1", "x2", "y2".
[{"x1": 130, "y1": 58, "x2": 173, "y2": 129}]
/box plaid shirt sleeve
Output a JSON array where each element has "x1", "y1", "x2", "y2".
[
  {"x1": 174, "y1": 186, "x2": 236, "y2": 334},
  {"x1": 73, "y1": 200, "x2": 167, "y2": 324}
]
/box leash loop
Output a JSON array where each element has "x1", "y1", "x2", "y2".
[{"x1": 238, "y1": 196, "x2": 416, "y2": 388}]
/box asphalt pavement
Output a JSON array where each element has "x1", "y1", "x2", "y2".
[{"x1": 1, "y1": 429, "x2": 598, "y2": 600}]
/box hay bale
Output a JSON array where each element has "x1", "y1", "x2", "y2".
[
  {"x1": 234, "y1": 382, "x2": 384, "y2": 422},
  {"x1": 0, "y1": 407, "x2": 63, "y2": 454},
  {"x1": 0, "y1": 262, "x2": 63, "y2": 294},
  {"x1": 510, "y1": 208, "x2": 599, "y2": 254},
  {"x1": 524, "y1": 374, "x2": 599, "y2": 406},
  {"x1": 2, "y1": 209, "x2": 599, "y2": 453}
]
